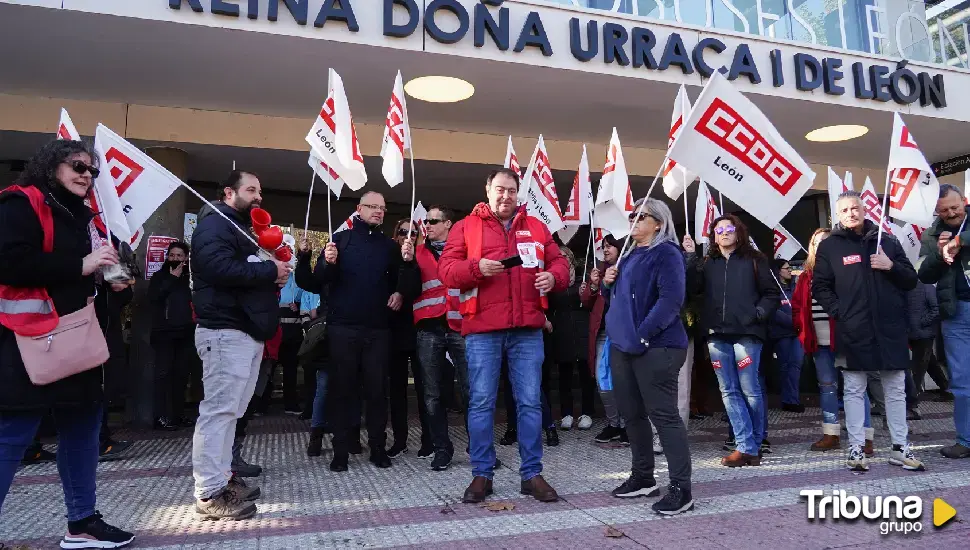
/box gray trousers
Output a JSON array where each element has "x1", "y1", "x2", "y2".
[{"x1": 611, "y1": 345, "x2": 692, "y2": 489}]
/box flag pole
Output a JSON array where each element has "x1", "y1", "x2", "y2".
[
  {"x1": 303, "y1": 171, "x2": 315, "y2": 237},
  {"x1": 177, "y1": 181, "x2": 261, "y2": 249},
  {"x1": 619, "y1": 154, "x2": 670, "y2": 263},
  {"x1": 876, "y1": 168, "x2": 892, "y2": 251},
  {"x1": 719, "y1": 190, "x2": 725, "y2": 213},
  {"x1": 682, "y1": 167, "x2": 690, "y2": 235},
  {"x1": 326, "y1": 173, "x2": 333, "y2": 236},
  {"x1": 90, "y1": 183, "x2": 115, "y2": 249},
  {"x1": 407, "y1": 147, "x2": 417, "y2": 242}
]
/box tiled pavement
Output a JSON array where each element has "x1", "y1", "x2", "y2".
[{"x1": 3, "y1": 401, "x2": 969, "y2": 549}]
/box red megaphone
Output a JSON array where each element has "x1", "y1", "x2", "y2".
[
  {"x1": 258, "y1": 226, "x2": 284, "y2": 250},
  {"x1": 274, "y1": 246, "x2": 292, "y2": 262},
  {"x1": 250, "y1": 208, "x2": 271, "y2": 235}
]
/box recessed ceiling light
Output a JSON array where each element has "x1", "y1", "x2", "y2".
[
  {"x1": 805, "y1": 124, "x2": 869, "y2": 142},
  {"x1": 404, "y1": 76, "x2": 474, "y2": 103}
]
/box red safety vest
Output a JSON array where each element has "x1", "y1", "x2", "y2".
[
  {"x1": 0, "y1": 186, "x2": 60, "y2": 337},
  {"x1": 459, "y1": 215, "x2": 548, "y2": 317},
  {"x1": 413, "y1": 245, "x2": 462, "y2": 332}
]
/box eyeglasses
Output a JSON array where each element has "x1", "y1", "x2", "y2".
[
  {"x1": 361, "y1": 204, "x2": 387, "y2": 212},
  {"x1": 68, "y1": 160, "x2": 100, "y2": 179},
  {"x1": 714, "y1": 225, "x2": 736, "y2": 235},
  {"x1": 425, "y1": 219, "x2": 445, "y2": 226}
]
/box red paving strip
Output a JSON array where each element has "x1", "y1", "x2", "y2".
[{"x1": 11, "y1": 451, "x2": 969, "y2": 548}]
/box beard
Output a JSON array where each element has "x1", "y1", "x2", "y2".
[{"x1": 231, "y1": 196, "x2": 259, "y2": 214}]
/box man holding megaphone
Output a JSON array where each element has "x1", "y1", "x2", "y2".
[{"x1": 189, "y1": 170, "x2": 291, "y2": 520}]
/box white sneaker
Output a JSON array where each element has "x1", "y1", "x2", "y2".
[
  {"x1": 577, "y1": 415, "x2": 593, "y2": 430},
  {"x1": 889, "y1": 444, "x2": 926, "y2": 471},
  {"x1": 653, "y1": 434, "x2": 663, "y2": 455},
  {"x1": 847, "y1": 444, "x2": 869, "y2": 471},
  {"x1": 560, "y1": 415, "x2": 574, "y2": 430}
]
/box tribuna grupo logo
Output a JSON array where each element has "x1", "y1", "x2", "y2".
[{"x1": 801, "y1": 490, "x2": 923, "y2": 535}]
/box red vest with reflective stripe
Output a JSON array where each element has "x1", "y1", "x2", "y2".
[
  {"x1": 0, "y1": 186, "x2": 60, "y2": 337},
  {"x1": 459, "y1": 215, "x2": 548, "y2": 317},
  {"x1": 413, "y1": 245, "x2": 462, "y2": 332}
]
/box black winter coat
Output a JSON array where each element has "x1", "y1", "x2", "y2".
[
  {"x1": 548, "y1": 281, "x2": 590, "y2": 364},
  {"x1": 148, "y1": 262, "x2": 194, "y2": 333},
  {"x1": 687, "y1": 250, "x2": 780, "y2": 342},
  {"x1": 768, "y1": 281, "x2": 796, "y2": 340},
  {"x1": 190, "y1": 202, "x2": 280, "y2": 342},
  {"x1": 297, "y1": 219, "x2": 401, "y2": 330},
  {"x1": 906, "y1": 281, "x2": 939, "y2": 341},
  {"x1": 0, "y1": 184, "x2": 102, "y2": 411},
  {"x1": 812, "y1": 221, "x2": 917, "y2": 372}
]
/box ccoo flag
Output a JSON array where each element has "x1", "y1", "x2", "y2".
[
  {"x1": 886, "y1": 113, "x2": 939, "y2": 227},
  {"x1": 380, "y1": 71, "x2": 412, "y2": 187},
  {"x1": 859, "y1": 176, "x2": 896, "y2": 235},
  {"x1": 306, "y1": 69, "x2": 367, "y2": 191},
  {"x1": 520, "y1": 135, "x2": 565, "y2": 233},
  {"x1": 594, "y1": 128, "x2": 635, "y2": 239},
  {"x1": 772, "y1": 224, "x2": 802, "y2": 260},
  {"x1": 662, "y1": 85, "x2": 697, "y2": 200},
  {"x1": 667, "y1": 72, "x2": 816, "y2": 229},
  {"x1": 57, "y1": 108, "x2": 80, "y2": 141},
  {"x1": 558, "y1": 145, "x2": 593, "y2": 245},
  {"x1": 504, "y1": 135, "x2": 522, "y2": 176},
  {"x1": 694, "y1": 180, "x2": 720, "y2": 245},
  {"x1": 307, "y1": 152, "x2": 345, "y2": 200}
]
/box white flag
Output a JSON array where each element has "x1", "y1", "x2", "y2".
[
  {"x1": 92, "y1": 124, "x2": 181, "y2": 242},
  {"x1": 334, "y1": 216, "x2": 354, "y2": 234},
  {"x1": 520, "y1": 135, "x2": 565, "y2": 233},
  {"x1": 886, "y1": 113, "x2": 939, "y2": 228},
  {"x1": 411, "y1": 201, "x2": 428, "y2": 237},
  {"x1": 965, "y1": 170, "x2": 970, "y2": 206},
  {"x1": 307, "y1": 152, "x2": 344, "y2": 200},
  {"x1": 667, "y1": 72, "x2": 815, "y2": 229},
  {"x1": 504, "y1": 136, "x2": 522, "y2": 176},
  {"x1": 306, "y1": 69, "x2": 367, "y2": 191},
  {"x1": 57, "y1": 108, "x2": 80, "y2": 140},
  {"x1": 558, "y1": 145, "x2": 593, "y2": 245},
  {"x1": 694, "y1": 180, "x2": 720, "y2": 245},
  {"x1": 380, "y1": 71, "x2": 412, "y2": 187},
  {"x1": 772, "y1": 224, "x2": 801, "y2": 260},
  {"x1": 593, "y1": 129, "x2": 635, "y2": 239},
  {"x1": 859, "y1": 177, "x2": 896, "y2": 235},
  {"x1": 592, "y1": 227, "x2": 607, "y2": 262},
  {"x1": 844, "y1": 171, "x2": 856, "y2": 192},
  {"x1": 896, "y1": 222, "x2": 925, "y2": 264},
  {"x1": 662, "y1": 85, "x2": 697, "y2": 200},
  {"x1": 827, "y1": 167, "x2": 848, "y2": 228}
]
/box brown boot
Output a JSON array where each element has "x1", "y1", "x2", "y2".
[
  {"x1": 864, "y1": 439, "x2": 874, "y2": 457},
  {"x1": 721, "y1": 450, "x2": 746, "y2": 467},
  {"x1": 520, "y1": 475, "x2": 559, "y2": 502},
  {"x1": 743, "y1": 453, "x2": 761, "y2": 466},
  {"x1": 462, "y1": 476, "x2": 493, "y2": 504},
  {"x1": 810, "y1": 435, "x2": 840, "y2": 452}
]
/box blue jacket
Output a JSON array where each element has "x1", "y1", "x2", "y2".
[
  {"x1": 191, "y1": 202, "x2": 281, "y2": 341},
  {"x1": 768, "y1": 281, "x2": 796, "y2": 340},
  {"x1": 605, "y1": 240, "x2": 688, "y2": 354}
]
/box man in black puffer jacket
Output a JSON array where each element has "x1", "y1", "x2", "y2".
[
  {"x1": 190, "y1": 170, "x2": 291, "y2": 521},
  {"x1": 813, "y1": 191, "x2": 921, "y2": 473}
]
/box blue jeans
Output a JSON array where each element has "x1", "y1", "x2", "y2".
[
  {"x1": 311, "y1": 369, "x2": 329, "y2": 429},
  {"x1": 465, "y1": 329, "x2": 544, "y2": 481},
  {"x1": 1, "y1": 403, "x2": 102, "y2": 522},
  {"x1": 708, "y1": 336, "x2": 764, "y2": 455},
  {"x1": 814, "y1": 348, "x2": 871, "y2": 431},
  {"x1": 942, "y1": 300, "x2": 970, "y2": 447},
  {"x1": 416, "y1": 326, "x2": 469, "y2": 455},
  {"x1": 774, "y1": 337, "x2": 805, "y2": 406}
]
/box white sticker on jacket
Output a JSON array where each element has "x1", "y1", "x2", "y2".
[
  {"x1": 517, "y1": 242, "x2": 539, "y2": 268},
  {"x1": 247, "y1": 255, "x2": 261, "y2": 263}
]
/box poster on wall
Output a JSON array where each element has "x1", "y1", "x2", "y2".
[
  {"x1": 184, "y1": 213, "x2": 198, "y2": 243},
  {"x1": 146, "y1": 235, "x2": 179, "y2": 280}
]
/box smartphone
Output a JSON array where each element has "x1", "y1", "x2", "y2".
[{"x1": 500, "y1": 255, "x2": 524, "y2": 269}]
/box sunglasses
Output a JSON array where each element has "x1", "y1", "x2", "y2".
[
  {"x1": 714, "y1": 225, "x2": 736, "y2": 235},
  {"x1": 68, "y1": 160, "x2": 100, "y2": 179},
  {"x1": 396, "y1": 229, "x2": 411, "y2": 237},
  {"x1": 628, "y1": 213, "x2": 650, "y2": 223},
  {"x1": 425, "y1": 219, "x2": 445, "y2": 226}
]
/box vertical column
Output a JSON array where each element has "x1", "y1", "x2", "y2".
[{"x1": 127, "y1": 147, "x2": 189, "y2": 427}]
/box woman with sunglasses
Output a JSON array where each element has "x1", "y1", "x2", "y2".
[
  {"x1": 684, "y1": 214, "x2": 779, "y2": 467},
  {"x1": 0, "y1": 140, "x2": 135, "y2": 547},
  {"x1": 791, "y1": 228, "x2": 875, "y2": 454},
  {"x1": 604, "y1": 199, "x2": 693, "y2": 515}
]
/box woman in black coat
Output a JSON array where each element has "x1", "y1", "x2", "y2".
[{"x1": 0, "y1": 140, "x2": 135, "y2": 547}]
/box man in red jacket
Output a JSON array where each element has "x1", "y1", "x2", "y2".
[{"x1": 439, "y1": 168, "x2": 569, "y2": 504}]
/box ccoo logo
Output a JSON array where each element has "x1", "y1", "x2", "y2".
[{"x1": 103, "y1": 147, "x2": 144, "y2": 197}]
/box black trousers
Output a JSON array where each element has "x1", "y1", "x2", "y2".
[
  {"x1": 389, "y1": 347, "x2": 430, "y2": 448},
  {"x1": 910, "y1": 338, "x2": 949, "y2": 393},
  {"x1": 151, "y1": 329, "x2": 196, "y2": 420},
  {"x1": 328, "y1": 325, "x2": 390, "y2": 456},
  {"x1": 558, "y1": 360, "x2": 595, "y2": 418},
  {"x1": 612, "y1": 346, "x2": 692, "y2": 489},
  {"x1": 270, "y1": 323, "x2": 304, "y2": 410}
]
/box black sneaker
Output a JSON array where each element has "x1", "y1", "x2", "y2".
[
  {"x1": 545, "y1": 427, "x2": 560, "y2": 447},
  {"x1": 99, "y1": 440, "x2": 134, "y2": 462},
  {"x1": 500, "y1": 428, "x2": 517, "y2": 446},
  {"x1": 284, "y1": 406, "x2": 302, "y2": 416},
  {"x1": 154, "y1": 417, "x2": 178, "y2": 431},
  {"x1": 611, "y1": 475, "x2": 658, "y2": 498},
  {"x1": 760, "y1": 439, "x2": 772, "y2": 455},
  {"x1": 61, "y1": 511, "x2": 134, "y2": 548},
  {"x1": 781, "y1": 403, "x2": 806, "y2": 413},
  {"x1": 431, "y1": 450, "x2": 452, "y2": 471},
  {"x1": 23, "y1": 445, "x2": 56, "y2": 465},
  {"x1": 386, "y1": 441, "x2": 408, "y2": 459},
  {"x1": 330, "y1": 453, "x2": 349, "y2": 472},
  {"x1": 349, "y1": 438, "x2": 363, "y2": 455},
  {"x1": 618, "y1": 428, "x2": 630, "y2": 446},
  {"x1": 652, "y1": 483, "x2": 694, "y2": 516},
  {"x1": 370, "y1": 450, "x2": 392, "y2": 468},
  {"x1": 594, "y1": 426, "x2": 621, "y2": 443},
  {"x1": 416, "y1": 444, "x2": 434, "y2": 459},
  {"x1": 722, "y1": 435, "x2": 737, "y2": 452}
]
